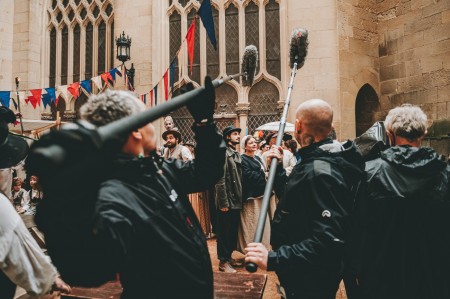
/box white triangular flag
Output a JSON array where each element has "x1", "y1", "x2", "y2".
[
  {"x1": 57, "y1": 85, "x2": 69, "y2": 102},
  {"x1": 91, "y1": 76, "x2": 103, "y2": 90}
]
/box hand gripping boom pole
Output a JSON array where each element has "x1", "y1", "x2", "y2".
[{"x1": 246, "y1": 28, "x2": 309, "y2": 273}]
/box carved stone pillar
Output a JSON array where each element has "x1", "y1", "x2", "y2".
[{"x1": 236, "y1": 103, "x2": 250, "y2": 135}]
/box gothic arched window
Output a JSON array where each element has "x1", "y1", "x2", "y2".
[
  {"x1": 47, "y1": 0, "x2": 114, "y2": 87},
  {"x1": 248, "y1": 79, "x2": 279, "y2": 134},
  {"x1": 167, "y1": 0, "x2": 282, "y2": 138}
]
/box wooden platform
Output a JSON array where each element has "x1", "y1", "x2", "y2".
[{"x1": 60, "y1": 272, "x2": 267, "y2": 299}]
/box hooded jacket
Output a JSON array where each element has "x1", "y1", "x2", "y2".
[
  {"x1": 268, "y1": 138, "x2": 364, "y2": 297},
  {"x1": 351, "y1": 146, "x2": 450, "y2": 299},
  {"x1": 64, "y1": 123, "x2": 224, "y2": 299}
]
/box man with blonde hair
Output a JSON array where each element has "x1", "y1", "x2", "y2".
[{"x1": 347, "y1": 104, "x2": 450, "y2": 299}]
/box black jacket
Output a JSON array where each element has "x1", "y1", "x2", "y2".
[
  {"x1": 268, "y1": 139, "x2": 363, "y2": 296},
  {"x1": 93, "y1": 123, "x2": 225, "y2": 299},
  {"x1": 350, "y1": 146, "x2": 450, "y2": 299},
  {"x1": 241, "y1": 154, "x2": 266, "y2": 201}
]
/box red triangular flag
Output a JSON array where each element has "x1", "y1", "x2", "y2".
[
  {"x1": 67, "y1": 82, "x2": 80, "y2": 99},
  {"x1": 186, "y1": 17, "x2": 197, "y2": 75},
  {"x1": 163, "y1": 70, "x2": 169, "y2": 101},
  {"x1": 101, "y1": 72, "x2": 113, "y2": 84},
  {"x1": 30, "y1": 89, "x2": 42, "y2": 106},
  {"x1": 55, "y1": 96, "x2": 60, "y2": 107},
  {"x1": 27, "y1": 96, "x2": 38, "y2": 109}
]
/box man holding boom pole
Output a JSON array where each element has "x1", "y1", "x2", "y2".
[
  {"x1": 29, "y1": 77, "x2": 225, "y2": 299},
  {"x1": 245, "y1": 99, "x2": 363, "y2": 299}
]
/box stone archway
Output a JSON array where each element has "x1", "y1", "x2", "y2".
[{"x1": 355, "y1": 83, "x2": 380, "y2": 137}]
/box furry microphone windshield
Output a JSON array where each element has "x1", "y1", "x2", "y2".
[
  {"x1": 289, "y1": 28, "x2": 309, "y2": 70},
  {"x1": 241, "y1": 45, "x2": 258, "y2": 87}
]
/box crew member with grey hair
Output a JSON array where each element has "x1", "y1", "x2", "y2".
[
  {"x1": 77, "y1": 78, "x2": 224, "y2": 298},
  {"x1": 245, "y1": 99, "x2": 363, "y2": 299},
  {"x1": 346, "y1": 104, "x2": 450, "y2": 299}
]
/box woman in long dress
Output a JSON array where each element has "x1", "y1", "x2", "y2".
[{"x1": 237, "y1": 136, "x2": 270, "y2": 253}]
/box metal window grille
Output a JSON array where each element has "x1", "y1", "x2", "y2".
[
  {"x1": 61, "y1": 26, "x2": 68, "y2": 85},
  {"x1": 215, "y1": 83, "x2": 238, "y2": 115},
  {"x1": 73, "y1": 24, "x2": 81, "y2": 82},
  {"x1": 169, "y1": 11, "x2": 181, "y2": 83},
  {"x1": 248, "y1": 79, "x2": 279, "y2": 135},
  {"x1": 49, "y1": 27, "x2": 56, "y2": 87},
  {"x1": 97, "y1": 21, "x2": 106, "y2": 74},
  {"x1": 265, "y1": 0, "x2": 281, "y2": 80},
  {"x1": 187, "y1": 9, "x2": 201, "y2": 84},
  {"x1": 225, "y1": 4, "x2": 239, "y2": 78},
  {"x1": 85, "y1": 22, "x2": 93, "y2": 79},
  {"x1": 245, "y1": 2, "x2": 260, "y2": 71}
]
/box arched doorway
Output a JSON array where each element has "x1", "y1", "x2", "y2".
[{"x1": 355, "y1": 84, "x2": 380, "y2": 137}]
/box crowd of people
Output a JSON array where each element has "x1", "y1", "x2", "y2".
[{"x1": 0, "y1": 75, "x2": 449, "y2": 299}]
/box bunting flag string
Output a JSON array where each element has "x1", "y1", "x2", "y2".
[{"x1": 0, "y1": 3, "x2": 215, "y2": 113}]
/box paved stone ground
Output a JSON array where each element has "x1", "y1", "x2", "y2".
[{"x1": 207, "y1": 239, "x2": 348, "y2": 299}]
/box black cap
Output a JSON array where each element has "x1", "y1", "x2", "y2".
[{"x1": 222, "y1": 125, "x2": 241, "y2": 140}]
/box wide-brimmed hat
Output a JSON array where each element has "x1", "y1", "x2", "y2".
[
  {"x1": 162, "y1": 129, "x2": 181, "y2": 142},
  {"x1": 0, "y1": 108, "x2": 29, "y2": 168},
  {"x1": 222, "y1": 125, "x2": 241, "y2": 140},
  {"x1": 184, "y1": 140, "x2": 196, "y2": 148}
]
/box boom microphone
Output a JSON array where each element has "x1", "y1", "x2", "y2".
[
  {"x1": 289, "y1": 28, "x2": 309, "y2": 70},
  {"x1": 246, "y1": 28, "x2": 309, "y2": 273},
  {"x1": 241, "y1": 45, "x2": 258, "y2": 87}
]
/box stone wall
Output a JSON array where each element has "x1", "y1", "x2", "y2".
[
  {"x1": 286, "y1": 0, "x2": 341, "y2": 135},
  {"x1": 378, "y1": 0, "x2": 450, "y2": 123},
  {"x1": 0, "y1": 0, "x2": 14, "y2": 90},
  {"x1": 338, "y1": 0, "x2": 380, "y2": 139}
]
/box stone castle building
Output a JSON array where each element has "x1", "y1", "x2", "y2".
[{"x1": 0, "y1": 0, "x2": 449, "y2": 154}]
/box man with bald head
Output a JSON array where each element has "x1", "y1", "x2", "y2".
[{"x1": 245, "y1": 99, "x2": 363, "y2": 299}]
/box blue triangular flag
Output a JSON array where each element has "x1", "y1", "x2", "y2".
[
  {"x1": 170, "y1": 58, "x2": 178, "y2": 95},
  {"x1": 42, "y1": 93, "x2": 52, "y2": 109},
  {"x1": 80, "y1": 80, "x2": 91, "y2": 94},
  {"x1": 109, "y1": 69, "x2": 116, "y2": 81},
  {"x1": 198, "y1": 0, "x2": 217, "y2": 50},
  {"x1": 116, "y1": 67, "x2": 123, "y2": 77},
  {"x1": 0, "y1": 91, "x2": 11, "y2": 108},
  {"x1": 44, "y1": 87, "x2": 56, "y2": 102}
]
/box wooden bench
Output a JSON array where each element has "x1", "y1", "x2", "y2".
[{"x1": 61, "y1": 272, "x2": 267, "y2": 299}]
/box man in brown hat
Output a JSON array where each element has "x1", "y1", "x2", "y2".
[
  {"x1": 214, "y1": 125, "x2": 243, "y2": 273},
  {"x1": 162, "y1": 129, "x2": 193, "y2": 161}
]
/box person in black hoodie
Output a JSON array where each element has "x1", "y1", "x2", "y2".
[
  {"x1": 347, "y1": 104, "x2": 450, "y2": 299},
  {"x1": 245, "y1": 99, "x2": 363, "y2": 299},
  {"x1": 76, "y1": 78, "x2": 224, "y2": 298}
]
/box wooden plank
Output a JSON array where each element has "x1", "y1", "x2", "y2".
[
  {"x1": 61, "y1": 282, "x2": 122, "y2": 299},
  {"x1": 59, "y1": 273, "x2": 266, "y2": 299},
  {"x1": 214, "y1": 272, "x2": 267, "y2": 299}
]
